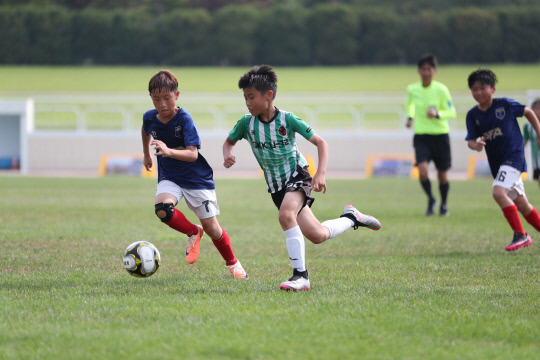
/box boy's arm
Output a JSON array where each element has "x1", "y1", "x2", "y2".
[
  {"x1": 524, "y1": 107, "x2": 540, "y2": 149},
  {"x1": 437, "y1": 88, "x2": 457, "y2": 120},
  {"x1": 152, "y1": 140, "x2": 198, "y2": 162},
  {"x1": 141, "y1": 126, "x2": 153, "y2": 171},
  {"x1": 405, "y1": 87, "x2": 414, "y2": 128},
  {"x1": 223, "y1": 137, "x2": 237, "y2": 168},
  {"x1": 308, "y1": 134, "x2": 328, "y2": 193},
  {"x1": 468, "y1": 137, "x2": 485, "y2": 152}
]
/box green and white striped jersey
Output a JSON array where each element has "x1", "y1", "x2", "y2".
[
  {"x1": 228, "y1": 108, "x2": 315, "y2": 193},
  {"x1": 523, "y1": 122, "x2": 540, "y2": 169}
]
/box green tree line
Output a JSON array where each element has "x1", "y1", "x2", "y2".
[{"x1": 0, "y1": 3, "x2": 538, "y2": 65}]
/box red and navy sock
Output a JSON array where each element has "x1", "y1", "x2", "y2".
[
  {"x1": 524, "y1": 207, "x2": 540, "y2": 232},
  {"x1": 502, "y1": 205, "x2": 526, "y2": 235},
  {"x1": 212, "y1": 228, "x2": 237, "y2": 266}
]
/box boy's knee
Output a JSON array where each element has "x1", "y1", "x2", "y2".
[
  {"x1": 278, "y1": 210, "x2": 294, "y2": 223},
  {"x1": 155, "y1": 202, "x2": 174, "y2": 222}
]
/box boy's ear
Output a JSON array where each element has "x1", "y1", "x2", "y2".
[{"x1": 265, "y1": 90, "x2": 274, "y2": 100}]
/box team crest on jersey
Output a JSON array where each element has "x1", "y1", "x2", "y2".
[
  {"x1": 495, "y1": 107, "x2": 505, "y2": 120},
  {"x1": 278, "y1": 125, "x2": 287, "y2": 136},
  {"x1": 151, "y1": 131, "x2": 157, "y2": 138},
  {"x1": 475, "y1": 120, "x2": 480, "y2": 126},
  {"x1": 175, "y1": 126, "x2": 182, "y2": 138}
]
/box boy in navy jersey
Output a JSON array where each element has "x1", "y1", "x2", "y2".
[
  {"x1": 142, "y1": 69, "x2": 248, "y2": 278},
  {"x1": 466, "y1": 68, "x2": 540, "y2": 251}
]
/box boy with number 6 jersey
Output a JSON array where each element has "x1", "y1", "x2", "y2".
[
  {"x1": 223, "y1": 65, "x2": 381, "y2": 291},
  {"x1": 466, "y1": 68, "x2": 540, "y2": 251},
  {"x1": 142, "y1": 69, "x2": 248, "y2": 278}
]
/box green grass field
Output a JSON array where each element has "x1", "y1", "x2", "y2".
[
  {"x1": 1, "y1": 64, "x2": 539, "y2": 93},
  {"x1": 1, "y1": 176, "x2": 539, "y2": 359},
  {"x1": 2, "y1": 64, "x2": 538, "y2": 132}
]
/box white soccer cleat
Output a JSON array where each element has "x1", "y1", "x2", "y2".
[
  {"x1": 340, "y1": 205, "x2": 381, "y2": 230},
  {"x1": 279, "y1": 273, "x2": 310, "y2": 291}
]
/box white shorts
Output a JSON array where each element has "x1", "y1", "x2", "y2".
[
  {"x1": 492, "y1": 165, "x2": 526, "y2": 200},
  {"x1": 156, "y1": 180, "x2": 220, "y2": 219}
]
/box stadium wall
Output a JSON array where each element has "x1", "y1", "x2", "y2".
[{"x1": 26, "y1": 130, "x2": 470, "y2": 178}]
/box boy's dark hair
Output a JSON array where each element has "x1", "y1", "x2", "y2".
[
  {"x1": 531, "y1": 99, "x2": 540, "y2": 109},
  {"x1": 149, "y1": 69, "x2": 178, "y2": 94},
  {"x1": 238, "y1": 64, "x2": 278, "y2": 99},
  {"x1": 467, "y1": 68, "x2": 498, "y2": 89},
  {"x1": 417, "y1": 53, "x2": 438, "y2": 68}
]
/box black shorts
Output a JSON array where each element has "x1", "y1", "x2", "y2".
[
  {"x1": 533, "y1": 169, "x2": 540, "y2": 180},
  {"x1": 271, "y1": 165, "x2": 314, "y2": 212},
  {"x1": 413, "y1": 134, "x2": 451, "y2": 171}
]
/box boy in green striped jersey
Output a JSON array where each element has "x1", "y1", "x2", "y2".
[
  {"x1": 223, "y1": 65, "x2": 381, "y2": 291},
  {"x1": 523, "y1": 99, "x2": 540, "y2": 189},
  {"x1": 406, "y1": 54, "x2": 456, "y2": 216}
]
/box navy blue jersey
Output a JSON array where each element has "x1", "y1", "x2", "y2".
[
  {"x1": 142, "y1": 108, "x2": 215, "y2": 189},
  {"x1": 465, "y1": 97, "x2": 526, "y2": 178}
]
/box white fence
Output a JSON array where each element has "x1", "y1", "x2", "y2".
[
  {"x1": 30, "y1": 90, "x2": 538, "y2": 133},
  {"x1": 3, "y1": 90, "x2": 538, "y2": 175}
]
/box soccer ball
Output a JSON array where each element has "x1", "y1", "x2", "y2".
[{"x1": 123, "y1": 241, "x2": 161, "y2": 278}]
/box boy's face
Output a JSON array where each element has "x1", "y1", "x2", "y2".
[
  {"x1": 418, "y1": 63, "x2": 436, "y2": 84},
  {"x1": 150, "y1": 89, "x2": 179, "y2": 120},
  {"x1": 243, "y1": 87, "x2": 273, "y2": 116},
  {"x1": 470, "y1": 82, "x2": 495, "y2": 107}
]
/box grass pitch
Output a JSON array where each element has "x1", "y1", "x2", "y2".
[
  {"x1": 1, "y1": 176, "x2": 538, "y2": 359},
  {"x1": 1, "y1": 64, "x2": 539, "y2": 93}
]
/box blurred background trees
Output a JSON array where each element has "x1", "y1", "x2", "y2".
[{"x1": 0, "y1": 0, "x2": 538, "y2": 65}]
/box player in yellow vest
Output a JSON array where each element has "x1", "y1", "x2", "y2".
[{"x1": 406, "y1": 54, "x2": 456, "y2": 216}]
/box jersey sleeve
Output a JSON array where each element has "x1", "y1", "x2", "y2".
[
  {"x1": 506, "y1": 98, "x2": 525, "y2": 118},
  {"x1": 288, "y1": 113, "x2": 315, "y2": 140},
  {"x1": 228, "y1": 116, "x2": 249, "y2": 142},
  {"x1": 142, "y1": 110, "x2": 154, "y2": 135},
  {"x1": 181, "y1": 112, "x2": 201, "y2": 148},
  {"x1": 406, "y1": 84, "x2": 415, "y2": 119},
  {"x1": 438, "y1": 85, "x2": 456, "y2": 121},
  {"x1": 465, "y1": 110, "x2": 479, "y2": 141}
]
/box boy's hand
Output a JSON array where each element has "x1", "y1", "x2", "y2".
[
  {"x1": 311, "y1": 172, "x2": 327, "y2": 194},
  {"x1": 143, "y1": 155, "x2": 152, "y2": 172},
  {"x1": 427, "y1": 107, "x2": 439, "y2": 118},
  {"x1": 474, "y1": 137, "x2": 486, "y2": 151},
  {"x1": 224, "y1": 154, "x2": 236, "y2": 168},
  {"x1": 406, "y1": 117, "x2": 413, "y2": 128},
  {"x1": 151, "y1": 140, "x2": 171, "y2": 157}
]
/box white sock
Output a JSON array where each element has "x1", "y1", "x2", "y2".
[
  {"x1": 284, "y1": 225, "x2": 306, "y2": 272},
  {"x1": 321, "y1": 217, "x2": 354, "y2": 239}
]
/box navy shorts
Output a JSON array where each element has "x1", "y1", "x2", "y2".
[
  {"x1": 413, "y1": 134, "x2": 451, "y2": 171},
  {"x1": 271, "y1": 165, "x2": 314, "y2": 212}
]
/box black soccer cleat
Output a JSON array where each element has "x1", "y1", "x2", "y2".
[{"x1": 425, "y1": 198, "x2": 437, "y2": 216}]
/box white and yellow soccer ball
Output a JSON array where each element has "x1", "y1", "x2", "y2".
[{"x1": 123, "y1": 241, "x2": 161, "y2": 278}]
